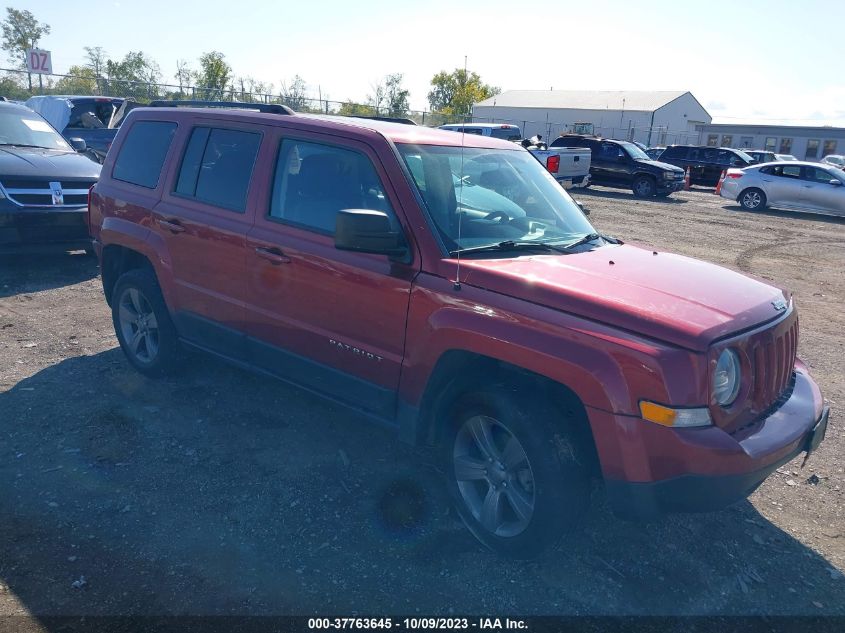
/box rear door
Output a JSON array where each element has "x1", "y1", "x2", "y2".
[
  {"x1": 244, "y1": 131, "x2": 418, "y2": 418},
  {"x1": 800, "y1": 166, "x2": 845, "y2": 215},
  {"x1": 761, "y1": 164, "x2": 804, "y2": 207},
  {"x1": 151, "y1": 121, "x2": 268, "y2": 357}
]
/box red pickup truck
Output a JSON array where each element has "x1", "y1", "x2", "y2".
[{"x1": 89, "y1": 103, "x2": 828, "y2": 558}]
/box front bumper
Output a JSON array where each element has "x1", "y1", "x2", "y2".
[
  {"x1": 591, "y1": 366, "x2": 827, "y2": 519},
  {"x1": 0, "y1": 207, "x2": 91, "y2": 253},
  {"x1": 657, "y1": 179, "x2": 685, "y2": 194}
]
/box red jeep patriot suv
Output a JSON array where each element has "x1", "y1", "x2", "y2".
[{"x1": 89, "y1": 102, "x2": 828, "y2": 557}]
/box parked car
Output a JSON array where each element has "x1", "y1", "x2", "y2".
[
  {"x1": 25, "y1": 95, "x2": 132, "y2": 163},
  {"x1": 0, "y1": 101, "x2": 100, "y2": 253},
  {"x1": 821, "y1": 154, "x2": 845, "y2": 169},
  {"x1": 438, "y1": 123, "x2": 523, "y2": 142},
  {"x1": 720, "y1": 161, "x2": 844, "y2": 216},
  {"x1": 440, "y1": 124, "x2": 591, "y2": 189},
  {"x1": 775, "y1": 153, "x2": 798, "y2": 161},
  {"x1": 550, "y1": 135, "x2": 685, "y2": 197},
  {"x1": 659, "y1": 145, "x2": 756, "y2": 186},
  {"x1": 89, "y1": 102, "x2": 828, "y2": 557},
  {"x1": 743, "y1": 150, "x2": 778, "y2": 164},
  {"x1": 645, "y1": 147, "x2": 665, "y2": 160}
]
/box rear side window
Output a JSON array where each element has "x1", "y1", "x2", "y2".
[
  {"x1": 112, "y1": 121, "x2": 177, "y2": 189},
  {"x1": 661, "y1": 146, "x2": 683, "y2": 159},
  {"x1": 174, "y1": 127, "x2": 261, "y2": 212}
]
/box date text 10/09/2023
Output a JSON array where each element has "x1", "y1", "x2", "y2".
[{"x1": 307, "y1": 618, "x2": 528, "y2": 630}]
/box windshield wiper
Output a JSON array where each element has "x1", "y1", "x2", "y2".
[
  {"x1": 557, "y1": 232, "x2": 623, "y2": 250},
  {"x1": 450, "y1": 240, "x2": 568, "y2": 256},
  {"x1": 0, "y1": 143, "x2": 54, "y2": 150}
]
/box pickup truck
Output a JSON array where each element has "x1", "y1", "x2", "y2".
[
  {"x1": 438, "y1": 124, "x2": 591, "y2": 189},
  {"x1": 25, "y1": 95, "x2": 130, "y2": 163},
  {"x1": 90, "y1": 104, "x2": 828, "y2": 558}
]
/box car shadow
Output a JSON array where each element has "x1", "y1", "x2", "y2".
[
  {"x1": 574, "y1": 187, "x2": 689, "y2": 204},
  {"x1": 1, "y1": 351, "x2": 843, "y2": 620},
  {"x1": 722, "y1": 204, "x2": 845, "y2": 225},
  {"x1": 0, "y1": 252, "x2": 98, "y2": 299}
]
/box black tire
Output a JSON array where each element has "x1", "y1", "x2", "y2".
[
  {"x1": 739, "y1": 188, "x2": 767, "y2": 211},
  {"x1": 111, "y1": 268, "x2": 180, "y2": 377},
  {"x1": 442, "y1": 387, "x2": 590, "y2": 558},
  {"x1": 632, "y1": 175, "x2": 656, "y2": 198}
]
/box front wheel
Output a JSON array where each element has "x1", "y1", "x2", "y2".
[
  {"x1": 739, "y1": 188, "x2": 766, "y2": 211},
  {"x1": 443, "y1": 388, "x2": 590, "y2": 558},
  {"x1": 632, "y1": 175, "x2": 656, "y2": 197}
]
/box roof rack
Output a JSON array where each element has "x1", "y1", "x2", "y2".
[
  {"x1": 147, "y1": 100, "x2": 295, "y2": 115},
  {"x1": 348, "y1": 115, "x2": 417, "y2": 125}
]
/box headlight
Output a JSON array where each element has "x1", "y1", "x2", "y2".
[
  {"x1": 663, "y1": 171, "x2": 675, "y2": 179},
  {"x1": 713, "y1": 349, "x2": 741, "y2": 407}
]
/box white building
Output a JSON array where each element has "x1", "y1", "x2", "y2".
[
  {"x1": 695, "y1": 123, "x2": 845, "y2": 161},
  {"x1": 472, "y1": 90, "x2": 711, "y2": 146}
]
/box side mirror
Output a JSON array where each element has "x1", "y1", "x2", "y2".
[
  {"x1": 829, "y1": 179, "x2": 842, "y2": 186},
  {"x1": 68, "y1": 137, "x2": 87, "y2": 152},
  {"x1": 335, "y1": 209, "x2": 407, "y2": 257}
]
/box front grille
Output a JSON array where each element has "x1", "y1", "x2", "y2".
[
  {"x1": 0, "y1": 179, "x2": 96, "y2": 208},
  {"x1": 751, "y1": 316, "x2": 798, "y2": 411}
]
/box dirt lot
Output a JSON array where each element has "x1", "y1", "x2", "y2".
[{"x1": 1, "y1": 187, "x2": 843, "y2": 618}]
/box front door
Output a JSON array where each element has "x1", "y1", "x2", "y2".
[
  {"x1": 244, "y1": 132, "x2": 418, "y2": 419},
  {"x1": 152, "y1": 122, "x2": 267, "y2": 355},
  {"x1": 800, "y1": 166, "x2": 845, "y2": 215}
]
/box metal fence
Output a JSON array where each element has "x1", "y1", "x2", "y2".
[{"x1": 0, "y1": 67, "x2": 462, "y2": 126}]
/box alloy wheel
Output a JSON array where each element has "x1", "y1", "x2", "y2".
[
  {"x1": 117, "y1": 287, "x2": 160, "y2": 364},
  {"x1": 452, "y1": 415, "x2": 536, "y2": 537},
  {"x1": 743, "y1": 191, "x2": 762, "y2": 209}
]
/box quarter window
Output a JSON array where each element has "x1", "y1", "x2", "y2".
[
  {"x1": 779, "y1": 138, "x2": 793, "y2": 154},
  {"x1": 270, "y1": 139, "x2": 396, "y2": 235},
  {"x1": 174, "y1": 127, "x2": 261, "y2": 212},
  {"x1": 805, "y1": 139, "x2": 820, "y2": 159},
  {"x1": 822, "y1": 140, "x2": 837, "y2": 157},
  {"x1": 112, "y1": 121, "x2": 177, "y2": 189}
]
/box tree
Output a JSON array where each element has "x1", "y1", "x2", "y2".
[
  {"x1": 427, "y1": 68, "x2": 499, "y2": 117},
  {"x1": 84, "y1": 46, "x2": 107, "y2": 78},
  {"x1": 384, "y1": 73, "x2": 409, "y2": 116},
  {"x1": 1, "y1": 8, "x2": 50, "y2": 70},
  {"x1": 280, "y1": 75, "x2": 309, "y2": 111},
  {"x1": 194, "y1": 51, "x2": 231, "y2": 100},
  {"x1": 102, "y1": 51, "x2": 160, "y2": 99},
  {"x1": 55, "y1": 65, "x2": 98, "y2": 94},
  {"x1": 174, "y1": 59, "x2": 192, "y2": 96},
  {"x1": 337, "y1": 101, "x2": 376, "y2": 117}
]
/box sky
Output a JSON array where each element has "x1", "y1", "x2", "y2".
[{"x1": 7, "y1": 0, "x2": 845, "y2": 126}]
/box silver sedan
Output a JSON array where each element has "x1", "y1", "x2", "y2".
[{"x1": 719, "y1": 161, "x2": 845, "y2": 217}]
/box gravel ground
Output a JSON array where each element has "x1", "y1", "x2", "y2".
[{"x1": 0, "y1": 187, "x2": 843, "y2": 618}]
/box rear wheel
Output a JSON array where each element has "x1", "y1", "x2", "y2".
[
  {"x1": 632, "y1": 175, "x2": 656, "y2": 197},
  {"x1": 739, "y1": 188, "x2": 766, "y2": 211},
  {"x1": 111, "y1": 269, "x2": 180, "y2": 377},
  {"x1": 442, "y1": 388, "x2": 590, "y2": 558}
]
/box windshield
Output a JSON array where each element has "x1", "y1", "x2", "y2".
[
  {"x1": 397, "y1": 144, "x2": 595, "y2": 254},
  {"x1": 734, "y1": 149, "x2": 755, "y2": 162},
  {"x1": 0, "y1": 109, "x2": 71, "y2": 150},
  {"x1": 826, "y1": 155, "x2": 844, "y2": 166},
  {"x1": 620, "y1": 141, "x2": 650, "y2": 160}
]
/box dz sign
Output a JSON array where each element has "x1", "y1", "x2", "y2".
[{"x1": 25, "y1": 48, "x2": 52, "y2": 74}]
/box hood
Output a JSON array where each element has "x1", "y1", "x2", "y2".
[
  {"x1": 636, "y1": 158, "x2": 684, "y2": 173},
  {"x1": 458, "y1": 244, "x2": 787, "y2": 351},
  {"x1": 0, "y1": 146, "x2": 101, "y2": 180}
]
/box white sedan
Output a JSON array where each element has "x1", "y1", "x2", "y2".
[{"x1": 719, "y1": 161, "x2": 845, "y2": 217}]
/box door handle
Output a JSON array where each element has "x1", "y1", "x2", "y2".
[
  {"x1": 254, "y1": 246, "x2": 291, "y2": 265},
  {"x1": 158, "y1": 218, "x2": 185, "y2": 234}
]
